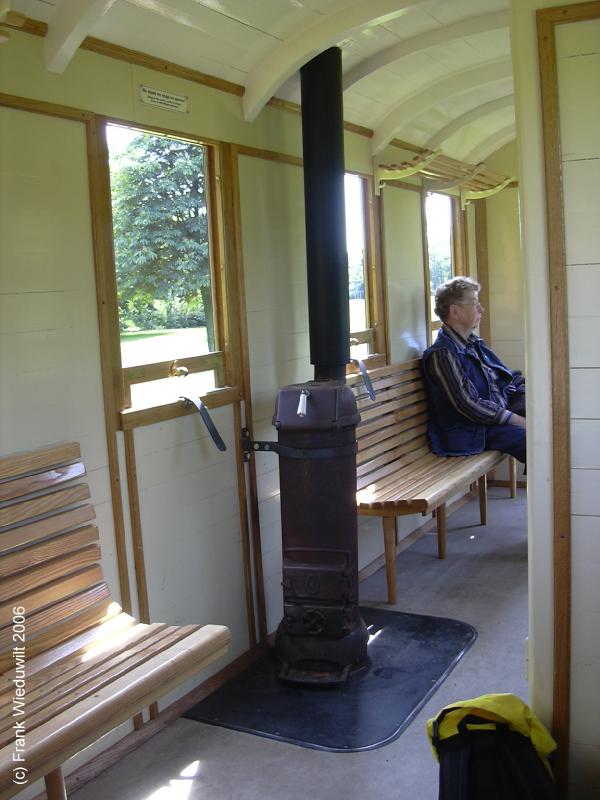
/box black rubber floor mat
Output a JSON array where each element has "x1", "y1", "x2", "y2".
[{"x1": 183, "y1": 607, "x2": 476, "y2": 752}]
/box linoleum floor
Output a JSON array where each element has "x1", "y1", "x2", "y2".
[{"x1": 73, "y1": 487, "x2": 528, "y2": 800}]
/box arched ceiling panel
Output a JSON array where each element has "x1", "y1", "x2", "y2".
[
  {"x1": 242, "y1": 0, "x2": 433, "y2": 122},
  {"x1": 371, "y1": 57, "x2": 513, "y2": 155},
  {"x1": 14, "y1": 0, "x2": 515, "y2": 164},
  {"x1": 343, "y1": 10, "x2": 507, "y2": 89},
  {"x1": 463, "y1": 123, "x2": 516, "y2": 163},
  {"x1": 425, "y1": 94, "x2": 514, "y2": 150},
  {"x1": 440, "y1": 107, "x2": 515, "y2": 161}
]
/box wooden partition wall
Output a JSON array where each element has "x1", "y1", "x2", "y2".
[{"x1": 537, "y1": 2, "x2": 600, "y2": 792}]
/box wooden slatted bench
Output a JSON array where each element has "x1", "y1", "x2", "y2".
[
  {"x1": 348, "y1": 360, "x2": 517, "y2": 604},
  {"x1": 0, "y1": 442, "x2": 230, "y2": 800}
]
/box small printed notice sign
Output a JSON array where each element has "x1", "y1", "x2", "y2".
[{"x1": 139, "y1": 85, "x2": 188, "y2": 113}]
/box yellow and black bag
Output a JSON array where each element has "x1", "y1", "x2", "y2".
[{"x1": 427, "y1": 694, "x2": 557, "y2": 800}]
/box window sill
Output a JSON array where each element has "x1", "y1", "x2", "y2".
[{"x1": 120, "y1": 385, "x2": 242, "y2": 430}]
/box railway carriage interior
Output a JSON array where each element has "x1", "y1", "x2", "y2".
[{"x1": 0, "y1": 0, "x2": 599, "y2": 798}]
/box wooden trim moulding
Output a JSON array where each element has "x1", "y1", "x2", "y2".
[
  {"x1": 233, "y1": 402, "x2": 258, "y2": 648},
  {"x1": 122, "y1": 429, "x2": 150, "y2": 625},
  {"x1": 537, "y1": 0, "x2": 600, "y2": 24},
  {"x1": 234, "y1": 143, "x2": 303, "y2": 167},
  {"x1": 120, "y1": 386, "x2": 242, "y2": 430},
  {"x1": 474, "y1": 199, "x2": 492, "y2": 344},
  {"x1": 383, "y1": 178, "x2": 422, "y2": 193},
  {"x1": 226, "y1": 143, "x2": 267, "y2": 642},
  {"x1": 452, "y1": 198, "x2": 468, "y2": 277},
  {"x1": 0, "y1": 91, "x2": 92, "y2": 122},
  {"x1": 104, "y1": 114, "x2": 222, "y2": 148},
  {"x1": 122, "y1": 352, "x2": 225, "y2": 388},
  {"x1": 86, "y1": 115, "x2": 132, "y2": 615},
  {"x1": 420, "y1": 187, "x2": 434, "y2": 347},
  {"x1": 123, "y1": 428, "x2": 159, "y2": 722},
  {"x1": 12, "y1": 18, "x2": 373, "y2": 138},
  {"x1": 535, "y1": 3, "x2": 594, "y2": 790}
]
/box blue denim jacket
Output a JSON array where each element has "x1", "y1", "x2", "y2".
[{"x1": 422, "y1": 327, "x2": 515, "y2": 456}]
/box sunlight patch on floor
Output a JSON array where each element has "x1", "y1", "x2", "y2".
[{"x1": 144, "y1": 760, "x2": 200, "y2": 800}]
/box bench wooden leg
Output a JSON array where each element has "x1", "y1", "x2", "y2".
[
  {"x1": 44, "y1": 767, "x2": 67, "y2": 800},
  {"x1": 436, "y1": 503, "x2": 447, "y2": 559},
  {"x1": 509, "y1": 456, "x2": 517, "y2": 498},
  {"x1": 479, "y1": 474, "x2": 488, "y2": 526},
  {"x1": 382, "y1": 517, "x2": 397, "y2": 604}
]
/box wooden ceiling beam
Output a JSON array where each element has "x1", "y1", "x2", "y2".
[{"x1": 45, "y1": 0, "x2": 118, "y2": 74}]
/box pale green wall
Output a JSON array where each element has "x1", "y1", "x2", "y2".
[
  {"x1": 485, "y1": 141, "x2": 525, "y2": 369},
  {"x1": 511, "y1": 1, "x2": 600, "y2": 796}
]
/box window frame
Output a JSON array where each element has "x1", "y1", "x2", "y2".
[
  {"x1": 422, "y1": 190, "x2": 467, "y2": 345},
  {"x1": 345, "y1": 171, "x2": 387, "y2": 367},
  {"x1": 98, "y1": 117, "x2": 238, "y2": 429}
]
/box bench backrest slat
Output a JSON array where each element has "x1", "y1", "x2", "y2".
[
  {"x1": 357, "y1": 426, "x2": 429, "y2": 472},
  {"x1": 349, "y1": 361, "x2": 431, "y2": 478},
  {"x1": 0, "y1": 545, "x2": 102, "y2": 601},
  {"x1": 0, "y1": 443, "x2": 115, "y2": 673},
  {"x1": 357, "y1": 390, "x2": 427, "y2": 425},
  {"x1": 0, "y1": 506, "x2": 97, "y2": 553},
  {"x1": 0, "y1": 590, "x2": 114, "y2": 673},
  {"x1": 0, "y1": 526, "x2": 99, "y2": 578},
  {"x1": 0, "y1": 443, "x2": 81, "y2": 482},
  {"x1": 0, "y1": 483, "x2": 91, "y2": 529},
  {"x1": 0, "y1": 462, "x2": 86, "y2": 503},
  {"x1": 357, "y1": 444, "x2": 431, "y2": 491}
]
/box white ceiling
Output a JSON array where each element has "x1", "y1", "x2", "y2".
[{"x1": 10, "y1": 0, "x2": 515, "y2": 163}]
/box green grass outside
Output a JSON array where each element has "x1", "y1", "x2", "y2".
[{"x1": 120, "y1": 327, "x2": 208, "y2": 367}]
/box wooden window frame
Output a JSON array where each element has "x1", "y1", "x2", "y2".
[
  {"x1": 96, "y1": 117, "x2": 240, "y2": 429},
  {"x1": 422, "y1": 190, "x2": 468, "y2": 345},
  {"x1": 347, "y1": 171, "x2": 388, "y2": 367}
]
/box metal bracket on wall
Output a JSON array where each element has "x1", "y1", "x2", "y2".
[
  {"x1": 241, "y1": 429, "x2": 357, "y2": 462},
  {"x1": 374, "y1": 149, "x2": 440, "y2": 195},
  {"x1": 460, "y1": 175, "x2": 514, "y2": 209}
]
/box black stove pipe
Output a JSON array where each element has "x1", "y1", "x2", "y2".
[{"x1": 300, "y1": 47, "x2": 350, "y2": 383}]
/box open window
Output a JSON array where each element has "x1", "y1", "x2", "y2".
[
  {"x1": 104, "y1": 122, "x2": 231, "y2": 422},
  {"x1": 344, "y1": 173, "x2": 383, "y2": 363},
  {"x1": 423, "y1": 191, "x2": 467, "y2": 343}
]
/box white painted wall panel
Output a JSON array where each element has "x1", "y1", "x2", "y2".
[
  {"x1": 570, "y1": 369, "x2": 600, "y2": 419},
  {"x1": 133, "y1": 408, "x2": 249, "y2": 651},
  {"x1": 568, "y1": 317, "x2": 600, "y2": 368},
  {"x1": 562, "y1": 159, "x2": 600, "y2": 265},
  {"x1": 555, "y1": 17, "x2": 600, "y2": 782},
  {"x1": 238, "y1": 155, "x2": 310, "y2": 634},
  {"x1": 0, "y1": 106, "x2": 121, "y2": 598},
  {"x1": 484, "y1": 141, "x2": 525, "y2": 382},
  {"x1": 0, "y1": 29, "x2": 375, "y2": 790},
  {"x1": 555, "y1": 20, "x2": 600, "y2": 160},
  {"x1": 381, "y1": 185, "x2": 427, "y2": 362},
  {"x1": 567, "y1": 265, "x2": 600, "y2": 316},
  {"x1": 571, "y1": 420, "x2": 600, "y2": 469},
  {"x1": 572, "y1": 469, "x2": 600, "y2": 517}
]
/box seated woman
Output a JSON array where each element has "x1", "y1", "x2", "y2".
[{"x1": 422, "y1": 276, "x2": 526, "y2": 464}]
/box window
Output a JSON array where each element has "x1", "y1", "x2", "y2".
[
  {"x1": 105, "y1": 123, "x2": 226, "y2": 413},
  {"x1": 344, "y1": 173, "x2": 379, "y2": 361},
  {"x1": 423, "y1": 191, "x2": 460, "y2": 343}
]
